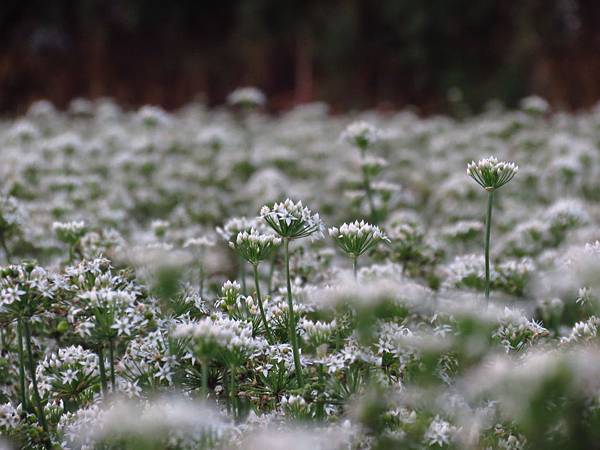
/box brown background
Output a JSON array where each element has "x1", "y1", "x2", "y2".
[{"x1": 1, "y1": 0, "x2": 600, "y2": 114}]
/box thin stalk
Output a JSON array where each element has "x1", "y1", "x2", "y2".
[
  {"x1": 23, "y1": 319, "x2": 48, "y2": 434},
  {"x1": 362, "y1": 166, "x2": 377, "y2": 223},
  {"x1": 16, "y1": 318, "x2": 26, "y2": 408},
  {"x1": 224, "y1": 368, "x2": 230, "y2": 414},
  {"x1": 317, "y1": 364, "x2": 325, "y2": 419},
  {"x1": 0, "y1": 232, "x2": 11, "y2": 263},
  {"x1": 108, "y1": 338, "x2": 116, "y2": 391},
  {"x1": 484, "y1": 190, "x2": 494, "y2": 304},
  {"x1": 98, "y1": 346, "x2": 108, "y2": 396},
  {"x1": 284, "y1": 238, "x2": 303, "y2": 387},
  {"x1": 253, "y1": 264, "x2": 273, "y2": 343},
  {"x1": 352, "y1": 255, "x2": 358, "y2": 280},
  {"x1": 229, "y1": 365, "x2": 236, "y2": 417},
  {"x1": 267, "y1": 251, "x2": 277, "y2": 294}
]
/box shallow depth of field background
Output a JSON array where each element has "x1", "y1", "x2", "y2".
[
  {"x1": 2, "y1": 0, "x2": 600, "y2": 114},
  {"x1": 5, "y1": 3, "x2": 600, "y2": 450}
]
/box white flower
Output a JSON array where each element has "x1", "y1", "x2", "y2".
[
  {"x1": 0, "y1": 403, "x2": 19, "y2": 430},
  {"x1": 340, "y1": 121, "x2": 381, "y2": 150},
  {"x1": 229, "y1": 228, "x2": 281, "y2": 265},
  {"x1": 112, "y1": 317, "x2": 132, "y2": 336},
  {"x1": 467, "y1": 156, "x2": 518, "y2": 191},
  {"x1": 261, "y1": 198, "x2": 325, "y2": 240},
  {"x1": 227, "y1": 86, "x2": 266, "y2": 107},
  {"x1": 61, "y1": 368, "x2": 79, "y2": 385},
  {"x1": 424, "y1": 415, "x2": 457, "y2": 447},
  {"x1": 329, "y1": 220, "x2": 389, "y2": 258}
]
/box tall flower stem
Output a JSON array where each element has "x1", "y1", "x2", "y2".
[
  {"x1": 0, "y1": 232, "x2": 11, "y2": 263},
  {"x1": 16, "y1": 318, "x2": 27, "y2": 408},
  {"x1": 484, "y1": 190, "x2": 494, "y2": 303},
  {"x1": 229, "y1": 365, "x2": 237, "y2": 416},
  {"x1": 23, "y1": 319, "x2": 48, "y2": 434},
  {"x1": 352, "y1": 256, "x2": 358, "y2": 280},
  {"x1": 267, "y1": 251, "x2": 277, "y2": 294},
  {"x1": 97, "y1": 346, "x2": 108, "y2": 396},
  {"x1": 283, "y1": 238, "x2": 303, "y2": 387},
  {"x1": 253, "y1": 264, "x2": 273, "y2": 343},
  {"x1": 361, "y1": 166, "x2": 377, "y2": 223},
  {"x1": 108, "y1": 338, "x2": 116, "y2": 391}
]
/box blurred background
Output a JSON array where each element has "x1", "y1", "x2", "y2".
[{"x1": 1, "y1": 0, "x2": 599, "y2": 115}]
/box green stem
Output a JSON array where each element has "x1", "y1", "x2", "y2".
[
  {"x1": 362, "y1": 166, "x2": 377, "y2": 223},
  {"x1": 352, "y1": 255, "x2": 358, "y2": 280},
  {"x1": 16, "y1": 319, "x2": 26, "y2": 408},
  {"x1": 267, "y1": 251, "x2": 277, "y2": 294},
  {"x1": 229, "y1": 365, "x2": 236, "y2": 417},
  {"x1": 284, "y1": 238, "x2": 303, "y2": 387},
  {"x1": 253, "y1": 264, "x2": 273, "y2": 343},
  {"x1": 484, "y1": 190, "x2": 494, "y2": 304},
  {"x1": 108, "y1": 338, "x2": 116, "y2": 392},
  {"x1": 98, "y1": 346, "x2": 108, "y2": 396},
  {"x1": 23, "y1": 319, "x2": 48, "y2": 434},
  {"x1": 317, "y1": 364, "x2": 325, "y2": 419},
  {"x1": 0, "y1": 232, "x2": 11, "y2": 264}
]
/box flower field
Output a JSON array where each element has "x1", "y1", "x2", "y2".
[{"x1": 1, "y1": 92, "x2": 600, "y2": 449}]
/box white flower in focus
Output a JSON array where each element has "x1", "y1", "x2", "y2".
[
  {"x1": 261, "y1": 199, "x2": 325, "y2": 240},
  {"x1": 467, "y1": 156, "x2": 518, "y2": 191},
  {"x1": 329, "y1": 220, "x2": 389, "y2": 258},
  {"x1": 229, "y1": 228, "x2": 281, "y2": 265}
]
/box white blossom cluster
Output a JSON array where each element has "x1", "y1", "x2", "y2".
[
  {"x1": 227, "y1": 87, "x2": 266, "y2": 108},
  {"x1": 328, "y1": 220, "x2": 389, "y2": 258},
  {"x1": 36, "y1": 345, "x2": 99, "y2": 401},
  {"x1": 173, "y1": 316, "x2": 263, "y2": 353},
  {"x1": 1, "y1": 95, "x2": 600, "y2": 449},
  {"x1": 340, "y1": 121, "x2": 382, "y2": 150},
  {"x1": 467, "y1": 156, "x2": 519, "y2": 191},
  {"x1": 229, "y1": 228, "x2": 281, "y2": 265},
  {"x1": 261, "y1": 198, "x2": 325, "y2": 240}
]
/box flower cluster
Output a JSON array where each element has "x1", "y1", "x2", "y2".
[
  {"x1": 340, "y1": 121, "x2": 381, "y2": 150},
  {"x1": 229, "y1": 229, "x2": 281, "y2": 265},
  {"x1": 329, "y1": 220, "x2": 389, "y2": 259},
  {"x1": 1, "y1": 94, "x2": 600, "y2": 449},
  {"x1": 53, "y1": 220, "x2": 87, "y2": 244},
  {"x1": 261, "y1": 199, "x2": 325, "y2": 240},
  {"x1": 227, "y1": 87, "x2": 266, "y2": 108},
  {"x1": 36, "y1": 345, "x2": 99, "y2": 405},
  {"x1": 467, "y1": 156, "x2": 519, "y2": 191}
]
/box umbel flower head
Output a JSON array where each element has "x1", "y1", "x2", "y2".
[
  {"x1": 260, "y1": 198, "x2": 325, "y2": 240},
  {"x1": 227, "y1": 86, "x2": 266, "y2": 108},
  {"x1": 340, "y1": 121, "x2": 381, "y2": 151},
  {"x1": 216, "y1": 216, "x2": 260, "y2": 242},
  {"x1": 53, "y1": 220, "x2": 86, "y2": 245},
  {"x1": 467, "y1": 156, "x2": 519, "y2": 191},
  {"x1": 229, "y1": 228, "x2": 281, "y2": 265},
  {"x1": 329, "y1": 220, "x2": 390, "y2": 258}
]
